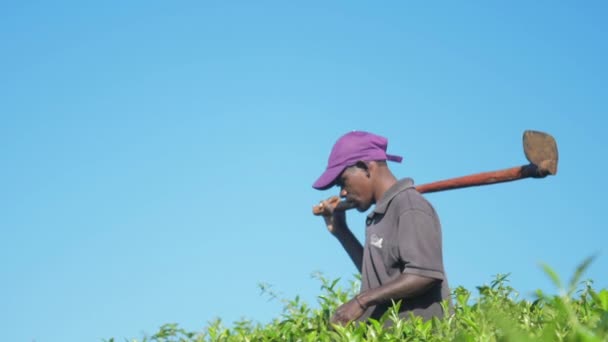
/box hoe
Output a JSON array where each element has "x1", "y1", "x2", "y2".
[{"x1": 312, "y1": 130, "x2": 558, "y2": 215}]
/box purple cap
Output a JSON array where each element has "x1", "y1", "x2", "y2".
[{"x1": 312, "y1": 131, "x2": 403, "y2": 190}]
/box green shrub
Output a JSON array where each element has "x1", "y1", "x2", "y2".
[{"x1": 106, "y1": 257, "x2": 608, "y2": 341}]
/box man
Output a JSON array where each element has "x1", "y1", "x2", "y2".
[{"x1": 313, "y1": 131, "x2": 451, "y2": 326}]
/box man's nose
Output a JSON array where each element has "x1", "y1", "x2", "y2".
[{"x1": 340, "y1": 189, "x2": 348, "y2": 198}]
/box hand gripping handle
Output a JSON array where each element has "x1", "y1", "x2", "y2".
[{"x1": 312, "y1": 196, "x2": 357, "y2": 216}]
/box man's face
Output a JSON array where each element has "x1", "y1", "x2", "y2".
[{"x1": 336, "y1": 163, "x2": 374, "y2": 212}]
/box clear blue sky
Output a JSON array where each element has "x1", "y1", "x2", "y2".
[{"x1": 1, "y1": 1, "x2": 606, "y2": 341}]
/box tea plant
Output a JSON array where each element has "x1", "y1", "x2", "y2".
[{"x1": 105, "y1": 257, "x2": 608, "y2": 341}]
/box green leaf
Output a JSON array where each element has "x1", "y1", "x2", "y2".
[
  {"x1": 568, "y1": 254, "x2": 597, "y2": 295},
  {"x1": 591, "y1": 289, "x2": 608, "y2": 311},
  {"x1": 540, "y1": 262, "x2": 563, "y2": 289},
  {"x1": 328, "y1": 278, "x2": 341, "y2": 294}
]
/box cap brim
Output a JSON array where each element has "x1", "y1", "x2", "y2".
[{"x1": 312, "y1": 165, "x2": 345, "y2": 190}]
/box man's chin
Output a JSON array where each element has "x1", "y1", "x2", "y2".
[{"x1": 356, "y1": 203, "x2": 372, "y2": 212}]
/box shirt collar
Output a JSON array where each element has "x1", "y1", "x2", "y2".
[{"x1": 367, "y1": 178, "x2": 415, "y2": 220}]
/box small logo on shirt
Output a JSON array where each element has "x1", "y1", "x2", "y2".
[{"x1": 370, "y1": 234, "x2": 383, "y2": 249}]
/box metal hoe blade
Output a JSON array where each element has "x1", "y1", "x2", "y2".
[{"x1": 523, "y1": 130, "x2": 559, "y2": 176}]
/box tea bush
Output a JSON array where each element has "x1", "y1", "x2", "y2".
[{"x1": 106, "y1": 257, "x2": 608, "y2": 341}]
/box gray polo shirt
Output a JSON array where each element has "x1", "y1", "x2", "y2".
[{"x1": 359, "y1": 178, "x2": 451, "y2": 322}]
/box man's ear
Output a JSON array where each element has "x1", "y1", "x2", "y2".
[
  {"x1": 354, "y1": 161, "x2": 368, "y2": 170},
  {"x1": 355, "y1": 161, "x2": 370, "y2": 176}
]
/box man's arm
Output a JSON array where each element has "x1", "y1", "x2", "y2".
[
  {"x1": 330, "y1": 273, "x2": 438, "y2": 325},
  {"x1": 333, "y1": 225, "x2": 363, "y2": 273},
  {"x1": 357, "y1": 273, "x2": 438, "y2": 308},
  {"x1": 319, "y1": 199, "x2": 363, "y2": 272}
]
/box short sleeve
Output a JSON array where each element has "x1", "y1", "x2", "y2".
[{"x1": 397, "y1": 209, "x2": 445, "y2": 280}]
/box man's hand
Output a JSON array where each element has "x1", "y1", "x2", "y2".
[
  {"x1": 318, "y1": 198, "x2": 347, "y2": 235},
  {"x1": 330, "y1": 296, "x2": 366, "y2": 326}
]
